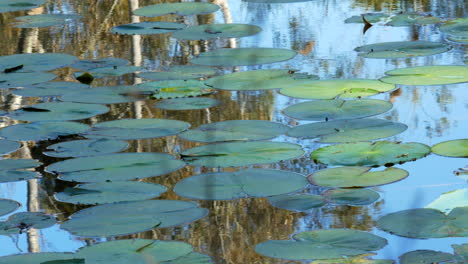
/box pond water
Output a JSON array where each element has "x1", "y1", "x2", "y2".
[{"x1": 0, "y1": 0, "x2": 467, "y2": 263}]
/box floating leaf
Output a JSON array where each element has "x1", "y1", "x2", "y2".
[
  {"x1": 78, "y1": 65, "x2": 143, "y2": 77},
  {"x1": 172, "y1": 23, "x2": 261, "y2": 40},
  {"x1": 376, "y1": 207, "x2": 468, "y2": 238},
  {"x1": 83, "y1": 118, "x2": 190, "y2": 140},
  {"x1": 179, "y1": 120, "x2": 289, "y2": 143},
  {"x1": 174, "y1": 169, "x2": 307, "y2": 200},
  {"x1": 60, "y1": 85, "x2": 153, "y2": 104},
  {"x1": 139, "y1": 80, "x2": 215, "y2": 99},
  {"x1": 181, "y1": 141, "x2": 304, "y2": 167},
  {"x1": 14, "y1": 14, "x2": 80, "y2": 28},
  {"x1": 44, "y1": 139, "x2": 129, "y2": 158},
  {"x1": 8, "y1": 102, "x2": 109, "y2": 121},
  {"x1": 41, "y1": 259, "x2": 84, "y2": 264},
  {"x1": 345, "y1": 13, "x2": 389, "y2": 23},
  {"x1": 0, "y1": 139, "x2": 20, "y2": 155},
  {"x1": 323, "y1": 189, "x2": 380, "y2": 206},
  {"x1": 280, "y1": 79, "x2": 395, "y2": 99},
  {"x1": 386, "y1": 13, "x2": 442, "y2": 26},
  {"x1": 399, "y1": 250, "x2": 455, "y2": 264},
  {"x1": 255, "y1": 229, "x2": 387, "y2": 260},
  {"x1": 191, "y1": 48, "x2": 297, "y2": 66},
  {"x1": 155, "y1": 97, "x2": 220, "y2": 110},
  {"x1": 268, "y1": 194, "x2": 326, "y2": 212},
  {"x1": 308, "y1": 166, "x2": 409, "y2": 188},
  {"x1": 310, "y1": 254, "x2": 394, "y2": 264},
  {"x1": 0, "y1": 159, "x2": 41, "y2": 183},
  {"x1": 70, "y1": 58, "x2": 129, "y2": 71},
  {"x1": 0, "y1": 71, "x2": 56, "y2": 89},
  {"x1": 0, "y1": 212, "x2": 55, "y2": 235},
  {"x1": 432, "y1": 139, "x2": 468, "y2": 158},
  {"x1": 61, "y1": 200, "x2": 208, "y2": 237},
  {"x1": 440, "y1": 18, "x2": 468, "y2": 43},
  {"x1": 0, "y1": 0, "x2": 45, "y2": 13},
  {"x1": 0, "y1": 253, "x2": 76, "y2": 264},
  {"x1": 426, "y1": 189, "x2": 468, "y2": 214},
  {"x1": 138, "y1": 65, "x2": 216, "y2": 81},
  {"x1": 12, "y1": 81, "x2": 89, "y2": 97},
  {"x1": 134, "y1": 2, "x2": 219, "y2": 17},
  {"x1": 205, "y1": 69, "x2": 318, "y2": 91},
  {"x1": 355, "y1": 41, "x2": 451, "y2": 59},
  {"x1": 0, "y1": 53, "x2": 77, "y2": 72},
  {"x1": 111, "y1": 22, "x2": 186, "y2": 35},
  {"x1": 55, "y1": 181, "x2": 167, "y2": 204},
  {"x1": 0, "y1": 121, "x2": 90, "y2": 141},
  {"x1": 0, "y1": 198, "x2": 20, "y2": 217},
  {"x1": 288, "y1": 119, "x2": 407, "y2": 143},
  {"x1": 244, "y1": 0, "x2": 315, "y2": 3},
  {"x1": 380, "y1": 65, "x2": 468, "y2": 85},
  {"x1": 311, "y1": 141, "x2": 431, "y2": 166}
]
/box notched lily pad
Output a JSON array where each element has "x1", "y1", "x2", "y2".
[
  {"x1": 0, "y1": 212, "x2": 55, "y2": 235},
  {"x1": 155, "y1": 97, "x2": 220, "y2": 110},
  {"x1": 345, "y1": 13, "x2": 389, "y2": 24},
  {"x1": 111, "y1": 22, "x2": 186, "y2": 35},
  {"x1": 323, "y1": 188, "x2": 380, "y2": 206},
  {"x1": 139, "y1": 80, "x2": 215, "y2": 99},
  {"x1": 432, "y1": 139, "x2": 468, "y2": 158},
  {"x1": 0, "y1": 139, "x2": 20, "y2": 155},
  {"x1": 0, "y1": 0, "x2": 45, "y2": 13},
  {"x1": 44, "y1": 139, "x2": 129, "y2": 158},
  {"x1": 0, "y1": 198, "x2": 20, "y2": 217},
  {"x1": 0, "y1": 53, "x2": 77, "y2": 72},
  {"x1": 12, "y1": 81, "x2": 89, "y2": 97},
  {"x1": 138, "y1": 65, "x2": 216, "y2": 81},
  {"x1": 14, "y1": 14, "x2": 80, "y2": 28},
  {"x1": 8, "y1": 102, "x2": 109, "y2": 121},
  {"x1": 191, "y1": 48, "x2": 297, "y2": 66},
  {"x1": 134, "y1": 2, "x2": 219, "y2": 17},
  {"x1": 380, "y1": 65, "x2": 468, "y2": 85},
  {"x1": 172, "y1": 23, "x2": 261, "y2": 40},
  {"x1": 0, "y1": 72, "x2": 56, "y2": 89},
  {"x1": 355, "y1": 41, "x2": 451, "y2": 59},
  {"x1": 0, "y1": 121, "x2": 90, "y2": 141}
]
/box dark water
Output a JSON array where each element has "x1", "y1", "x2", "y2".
[{"x1": 0, "y1": 0, "x2": 467, "y2": 263}]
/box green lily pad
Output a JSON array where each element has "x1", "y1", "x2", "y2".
[
  {"x1": 205, "y1": 69, "x2": 318, "y2": 91},
  {"x1": 0, "y1": 159, "x2": 41, "y2": 183},
  {"x1": 280, "y1": 79, "x2": 395, "y2": 99},
  {"x1": 0, "y1": 121, "x2": 90, "y2": 141},
  {"x1": 354, "y1": 41, "x2": 451, "y2": 59},
  {"x1": 12, "y1": 81, "x2": 89, "y2": 97},
  {"x1": 61, "y1": 200, "x2": 208, "y2": 237},
  {"x1": 133, "y1": 2, "x2": 219, "y2": 17},
  {"x1": 0, "y1": 253, "x2": 76, "y2": 264},
  {"x1": 380, "y1": 65, "x2": 468, "y2": 86},
  {"x1": 111, "y1": 22, "x2": 186, "y2": 35},
  {"x1": 0, "y1": 0, "x2": 45, "y2": 13},
  {"x1": 255, "y1": 229, "x2": 387, "y2": 260},
  {"x1": 432, "y1": 139, "x2": 468, "y2": 158},
  {"x1": 0, "y1": 159, "x2": 40, "y2": 170},
  {"x1": 0, "y1": 198, "x2": 20, "y2": 217},
  {"x1": 14, "y1": 14, "x2": 80, "y2": 28},
  {"x1": 345, "y1": 13, "x2": 389, "y2": 23},
  {"x1": 426, "y1": 189, "x2": 468, "y2": 214},
  {"x1": 310, "y1": 253, "x2": 394, "y2": 264},
  {"x1": 283, "y1": 99, "x2": 392, "y2": 121},
  {"x1": 244, "y1": 0, "x2": 315, "y2": 3},
  {"x1": 8, "y1": 102, "x2": 109, "y2": 121},
  {"x1": 311, "y1": 141, "x2": 431, "y2": 166},
  {"x1": 178, "y1": 120, "x2": 290, "y2": 143},
  {"x1": 41, "y1": 259, "x2": 84, "y2": 264},
  {"x1": 70, "y1": 58, "x2": 129, "y2": 71},
  {"x1": 268, "y1": 194, "x2": 326, "y2": 212},
  {"x1": 452, "y1": 244, "x2": 468, "y2": 262},
  {"x1": 155, "y1": 97, "x2": 220, "y2": 110},
  {"x1": 44, "y1": 139, "x2": 129, "y2": 158},
  {"x1": 376, "y1": 207, "x2": 468, "y2": 238},
  {"x1": 386, "y1": 13, "x2": 442, "y2": 26},
  {"x1": 0, "y1": 71, "x2": 56, "y2": 89},
  {"x1": 308, "y1": 166, "x2": 409, "y2": 188},
  {"x1": 0, "y1": 139, "x2": 20, "y2": 155},
  {"x1": 0, "y1": 53, "x2": 77, "y2": 72},
  {"x1": 47, "y1": 152, "x2": 185, "y2": 182},
  {"x1": 174, "y1": 169, "x2": 307, "y2": 200},
  {"x1": 181, "y1": 141, "x2": 304, "y2": 167},
  {"x1": 83, "y1": 118, "x2": 190, "y2": 140},
  {"x1": 55, "y1": 181, "x2": 167, "y2": 204},
  {"x1": 191, "y1": 48, "x2": 297, "y2": 66},
  {"x1": 172, "y1": 23, "x2": 261, "y2": 40},
  {"x1": 0, "y1": 212, "x2": 55, "y2": 235},
  {"x1": 76, "y1": 239, "x2": 211, "y2": 264},
  {"x1": 440, "y1": 18, "x2": 468, "y2": 43},
  {"x1": 78, "y1": 66, "x2": 142, "y2": 78},
  {"x1": 288, "y1": 119, "x2": 407, "y2": 143},
  {"x1": 399, "y1": 250, "x2": 456, "y2": 264},
  {"x1": 139, "y1": 80, "x2": 215, "y2": 99},
  {"x1": 323, "y1": 188, "x2": 380, "y2": 206},
  {"x1": 60, "y1": 85, "x2": 153, "y2": 104},
  {"x1": 0, "y1": 170, "x2": 39, "y2": 183},
  {"x1": 138, "y1": 65, "x2": 216, "y2": 81}
]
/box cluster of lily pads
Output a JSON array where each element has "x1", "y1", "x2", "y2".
[{"x1": 0, "y1": 0, "x2": 467, "y2": 263}]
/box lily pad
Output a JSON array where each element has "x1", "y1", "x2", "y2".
[
  {"x1": 60, "y1": 85, "x2": 153, "y2": 104},
  {"x1": 174, "y1": 169, "x2": 307, "y2": 200},
  {"x1": 61, "y1": 200, "x2": 208, "y2": 237},
  {"x1": 111, "y1": 22, "x2": 186, "y2": 35},
  {"x1": 255, "y1": 229, "x2": 387, "y2": 260},
  {"x1": 308, "y1": 166, "x2": 409, "y2": 188},
  {"x1": 55, "y1": 181, "x2": 167, "y2": 205},
  {"x1": 323, "y1": 189, "x2": 380, "y2": 206},
  {"x1": 0, "y1": 212, "x2": 55, "y2": 235},
  {"x1": 311, "y1": 141, "x2": 431, "y2": 166},
  {"x1": 244, "y1": 0, "x2": 315, "y2": 3},
  {"x1": 8, "y1": 102, "x2": 109, "y2": 121},
  {"x1": 0, "y1": 53, "x2": 77, "y2": 72},
  {"x1": 432, "y1": 139, "x2": 468, "y2": 158},
  {"x1": 280, "y1": 79, "x2": 395, "y2": 99},
  {"x1": 268, "y1": 194, "x2": 326, "y2": 212},
  {"x1": 44, "y1": 139, "x2": 129, "y2": 158},
  {"x1": 41, "y1": 260, "x2": 84, "y2": 264},
  {"x1": 287, "y1": 119, "x2": 407, "y2": 143},
  {"x1": 83, "y1": 118, "x2": 190, "y2": 140},
  {"x1": 205, "y1": 69, "x2": 318, "y2": 91},
  {"x1": 380, "y1": 65, "x2": 468, "y2": 85},
  {"x1": 355, "y1": 41, "x2": 451, "y2": 59},
  {"x1": 0, "y1": 253, "x2": 76, "y2": 264},
  {"x1": 191, "y1": 48, "x2": 297, "y2": 66},
  {"x1": 172, "y1": 23, "x2": 261, "y2": 40},
  {"x1": 283, "y1": 99, "x2": 392, "y2": 121},
  {"x1": 0, "y1": 71, "x2": 56, "y2": 89},
  {"x1": 155, "y1": 97, "x2": 220, "y2": 110},
  {"x1": 0, "y1": 198, "x2": 20, "y2": 217},
  {"x1": 440, "y1": 18, "x2": 468, "y2": 43},
  {"x1": 138, "y1": 65, "x2": 216, "y2": 81},
  {"x1": 181, "y1": 141, "x2": 304, "y2": 167},
  {"x1": 14, "y1": 14, "x2": 80, "y2": 28},
  {"x1": 386, "y1": 13, "x2": 442, "y2": 27},
  {"x1": 0, "y1": 0, "x2": 45, "y2": 13},
  {"x1": 376, "y1": 207, "x2": 468, "y2": 238},
  {"x1": 426, "y1": 189, "x2": 468, "y2": 214},
  {"x1": 12, "y1": 81, "x2": 89, "y2": 97},
  {"x1": 78, "y1": 65, "x2": 142, "y2": 78},
  {"x1": 345, "y1": 13, "x2": 389, "y2": 23},
  {"x1": 399, "y1": 250, "x2": 456, "y2": 264},
  {"x1": 139, "y1": 80, "x2": 215, "y2": 99},
  {"x1": 70, "y1": 58, "x2": 129, "y2": 71},
  {"x1": 0, "y1": 139, "x2": 20, "y2": 155},
  {"x1": 47, "y1": 152, "x2": 185, "y2": 182},
  {"x1": 76, "y1": 239, "x2": 212, "y2": 264},
  {"x1": 310, "y1": 254, "x2": 394, "y2": 264},
  {"x1": 134, "y1": 2, "x2": 219, "y2": 17},
  {"x1": 0, "y1": 121, "x2": 90, "y2": 141},
  {"x1": 0, "y1": 159, "x2": 41, "y2": 183},
  {"x1": 179, "y1": 120, "x2": 290, "y2": 143}
]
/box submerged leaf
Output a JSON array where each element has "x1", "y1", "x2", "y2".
[{"x1": 14, "y1": 14, "x2": 80, "y2": 28}]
